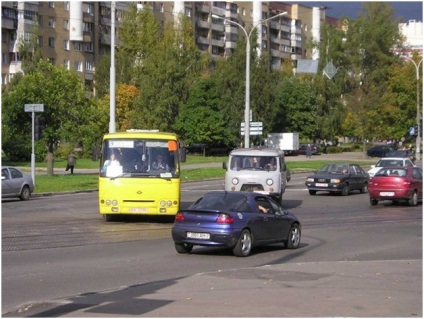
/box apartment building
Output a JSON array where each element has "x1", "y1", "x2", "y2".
[{"x1": 1, "y1": 1, "x2": 333, "y2": 91}]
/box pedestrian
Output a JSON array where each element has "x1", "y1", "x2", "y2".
[
  {"x1": 306, "y1": 144, "x2": 312, "y2": 159},
  {"x1": 66, "y1": 153, "x2": 77, "y2": 174}
]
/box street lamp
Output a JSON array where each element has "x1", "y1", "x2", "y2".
[
  {"x1": 403, "y1": 56, "x2": 423, "y2": 161},
  {"x1": 212, "y1": 11, "x2": 287, "y2": 148}
]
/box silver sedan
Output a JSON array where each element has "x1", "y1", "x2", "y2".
[{"x1": 2, "y1": 166, "x2": 34, "y2": 200}]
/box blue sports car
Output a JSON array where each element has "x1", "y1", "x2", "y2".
[{"x1": 171, "y1": 191, "x2": 301, "y2": 257}]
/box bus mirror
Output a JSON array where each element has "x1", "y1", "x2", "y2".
[{"x1": 168, "y1": 141, "x2": 177, "y2": 151}]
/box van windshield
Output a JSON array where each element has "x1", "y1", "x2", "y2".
[{"x1": 229, "y1": 156, "x2": 277, "y2": 171}]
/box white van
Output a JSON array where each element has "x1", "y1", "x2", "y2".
[{"x1": 222, "y1": 148, "x2": 288, "y2": 203}]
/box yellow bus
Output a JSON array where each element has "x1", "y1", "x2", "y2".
[{"x1": 98, "y1": 130, "x2": 185, "y2": 221}]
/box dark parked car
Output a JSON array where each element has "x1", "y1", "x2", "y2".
[
  {"x1": 2, "y1": 166, "x2": 34, "y2": 201},
  {"x1": 366, "y1": 145, "x2": 397, "y2": 157},
  {"x1": 368, "y1": 166, "x2": 423, "y2": 206},
  {"x1": 297, "y1": 143, "x2": 320, "y2": 155},
  {"x1": 385, "y1": 150, "x2": 416, "y2": 163},
  {"x1": 172, "y1": 191, "x2": 301, "y2": 257},
  {"x1": 305, "y1": 163, "x2": 369, "y2": 196}
]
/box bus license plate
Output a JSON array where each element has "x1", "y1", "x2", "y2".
[
  {"x1": 187, "y1": 232, "x2": 210, "y2": 240},
  {"x1": 129, "y1": 208, "x2": 148, "y2": 213},
  {"x1": 380, "y1": 192, "x2": 395, "y2": 196}
]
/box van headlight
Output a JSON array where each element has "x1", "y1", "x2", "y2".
[
  {"x1": 266, "y1": 179, "x2": 273, "y2": 186},
  {"x1": 232, "y1": 178, "x2": 239, "y2": 185}
]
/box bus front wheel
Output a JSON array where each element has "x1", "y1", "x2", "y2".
[{"x1": 104, "y1": 214, "x2": 115, "y2": 222}]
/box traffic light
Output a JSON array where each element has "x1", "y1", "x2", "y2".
[{"x1": 34, "y1": 116, "x2": 45, "y2": 141}]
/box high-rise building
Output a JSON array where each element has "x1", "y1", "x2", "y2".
[{"x1": 1, "y1": 1, "x2": 336, "y2": 92}]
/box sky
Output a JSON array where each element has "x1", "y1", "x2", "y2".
[{"x1": 284, "y1": 1, "x2": 423, "y2": 22}]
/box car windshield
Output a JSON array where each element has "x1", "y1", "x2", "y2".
[
  {"x1": 376, "y1": 159, "x2": 403, "y2": 167},
  {"x1": 191, "y1": 192, "x2": 252, "y2": 212},
  {"x1": 229, "y1": 156, "x2": 277, "y2": 171},
  {"x1": 318, "y1": 164, "x2": 348, "y2": 174},
  {"x1": 375, "y1": 168, "x2": 407, "y2": 177}
]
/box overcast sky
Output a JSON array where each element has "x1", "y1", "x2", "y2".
[{"x1": 284, "y1": 1, "x2": 423, "y2": 22}]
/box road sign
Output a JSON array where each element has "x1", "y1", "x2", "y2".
[
  {"x1": 25, "y1": 104, "x2": 44, "y2": 112},
  {"x1": 241, "y1": 122, "x2": 263, "y2": 136}
]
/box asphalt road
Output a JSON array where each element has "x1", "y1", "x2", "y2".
[{"x1": 2, "y1": 165, "x2": 422, "y2": 317}]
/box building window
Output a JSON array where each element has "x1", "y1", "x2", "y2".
[
  {"x1": 2, "y1": 32, "x2": 6, "y2": 43},
  {"x1": 2, "y1": 74, "x2": 7, "y2": 85},
  {"x1": 83, "y1": 2, "x2": 94, "y2": 15},
  {"x1": 38, "y1": 36, "x2": 43, "y2": 47},
  {"x1": 74, "y1": 42, "x2": 83, "y2": 51},
  {"x1": 2, "y1": 53, "x2": 8, "y2": 64},
  {"x1": 48, "y1": 2, "x2": 54, "y2": 8},
  {"x1": 48, "y1": 37, "x2": 55, "y2": 47},
  {"x1": 23, "y1": 10, "x2": 38, "y2": 21},
  {"x1": 85, "y1": 60, "x2": 94, "y2": 71},
  {"x1": 63, "y1": 60, "x2": 70, "y2": 70},
  {"x1": 63, "y1": 40, "x2": 70, "y2": 50},
  {"x1": 64, "y1": 2, "x2": 70, "y2": 11},
  {"x1": 49, "y1": 58, "x2": 55, "y2": 65},
  {"x1": 85, "y1": 42, "x2": 93, "y2": 52},
  {"x1": 185, "y1": 8, "x2": 191, "y2": 17},
  {"x1": 74, "y1": 61, "x2": 83, "y2": 72},
  {"x1": 38, "y1": 15, "x2": 43, "y2": 26},
  {"x1": 160, "y1": 3, "x2": 164, "y2": 12},
  {"x1": 48, "y1": 17, "x2": 55, "y2": 28},
  {"x1": 63, "y1": 19, "x2": 69, "y2": 30},
  {"x1": 83, "y1": 22, "x2": 93, "y2": 33}
]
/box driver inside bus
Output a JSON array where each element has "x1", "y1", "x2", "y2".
[{"x1": 152, "y1": 154, "x2": 170, "y2": 171}]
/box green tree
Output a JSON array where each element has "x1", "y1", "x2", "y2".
[
  {"x1": 133, "y1": 13, "x2": 202, "y2": 131},
  {"x1": 2, "y1": 60, "x2": 90, "y2": 175},
  {"x1": 174, "y1": 77, "x2": 231, "y2": 153},
  {"x1": 339, "y1": 2, "x2": 404, "y2": 152}
]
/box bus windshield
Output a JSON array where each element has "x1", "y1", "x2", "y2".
[{"x1": 100, "y1": 138, "x2": 179, "y2": 178}]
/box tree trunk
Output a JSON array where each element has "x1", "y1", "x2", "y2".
[{"x1": 46, "y1": 142, "x2": 55, "y2": 176}]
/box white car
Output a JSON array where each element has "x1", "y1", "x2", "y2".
[{"x1": 368, "y1": 157, "x2": 416, "y2": 178}]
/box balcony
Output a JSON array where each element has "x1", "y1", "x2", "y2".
[
  {"x1": 195, "y1": 4, "x2": 210, "y2": 13},
  {"x1": 291, "y1": 40, "x2": 302, "y2": 48},
  {"x1": 2, "y1": 18, "x2": 17, "y2": 30},
  {"x1": 196, "y1": 19, "x2": 209, "y2": 29},
  {"x1": 225, "y1": 40, "x2": 237, "y2": 49},
  {"x1": 211, "y1": 7, "x2": 225, "y2": 16},
  {"x1": 100, "y1": 33, "x2": 111, "y2": 45},
  {"x1": 211, "y1": 39, "x2": 224, "y2": 47},
  {"x1": 211, "y1": 22, "x2": 224, "y2": 32},
  {"x1": 196, "y1": 36, "x2": 209, "y2": 45}
]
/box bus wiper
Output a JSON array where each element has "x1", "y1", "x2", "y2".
[{"x1": 110, "y1": 173, "x2": 132, "y2": 180}]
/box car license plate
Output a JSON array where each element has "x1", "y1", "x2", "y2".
[
  {"x1": 315, "y1": 183, "x2": 328, "y2": 187},
  {"x1": 129, "y1": 208, "x2": 148, "y2": 213},
  {"x1": 380, "y1": 192, "x2": 395, "y2": 196},
  {"x1": 186, "y1": 232, "x2": 210, "y2": 239}
]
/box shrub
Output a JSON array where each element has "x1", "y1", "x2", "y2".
[{"x1": 327, "y1": 146, "x2": 343, "y2": 154}]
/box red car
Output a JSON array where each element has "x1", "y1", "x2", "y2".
[{"x1": 368, "y1": 166, "x2": 423, "y2": 206}]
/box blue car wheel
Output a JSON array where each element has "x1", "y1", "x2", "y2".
[{"x1": 232, "y1": 229, "x2": 252, "y2": 257}]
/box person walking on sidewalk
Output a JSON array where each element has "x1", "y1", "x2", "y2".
[
  {"x1": 66, "y1": 153, "x2": 77, "y2": 174},
  {"x1": 306, "y1": 144, "x2": 312, "y2": 159}
]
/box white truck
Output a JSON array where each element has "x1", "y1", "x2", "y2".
[{"x1": 265, "y1": 133, "x2": 300, "y2": 156}]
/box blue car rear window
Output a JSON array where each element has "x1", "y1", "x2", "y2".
[{"x1": 192, "y1": 192, "x2": 252, "y2": 212}]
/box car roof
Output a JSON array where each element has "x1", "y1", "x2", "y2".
[
  {"x1": 379, "y1": 157, "x2": 410, "y2": 160},
  {"x1": 229, "y1": 148, "x2": 284, "y2": 156}
]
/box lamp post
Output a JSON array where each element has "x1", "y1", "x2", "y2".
[
  {"x1": 212, "y1": 12, "x2": 287, "y2": 148},
  {"x1": 403, "y1": 56, "x2": 423, "y2": 161}
]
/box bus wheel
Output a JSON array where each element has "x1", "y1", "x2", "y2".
[
  {"x1": 175, "y1": 242, "x2": 193, "y2": 254},
  {"x1": 104, "y1": 214, "x2": 115, "y2": 222}
]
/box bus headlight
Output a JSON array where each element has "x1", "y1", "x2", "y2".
[
  {"x1": 160, "y1": 200, "x2": 166, "y2": 207},
  {"x1": 106, "y1": 200, "x2": 111, "y2": 206},
  {"x1": 232, "y1": 178, "x2": 239, "y2": 185},
  {"x1": 112, "y1": 200, "x2": 118, "y2": 206},
  {"x1": 266, "y1": 179, "x2": 274, "y2": 186},
  {"x1": 167, "y1": 201, "x2": 172, "y2": 206}
]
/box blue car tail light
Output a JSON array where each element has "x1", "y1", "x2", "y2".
[
  {"x1": 175, "y1": 212, "x2": 184, "y2": 222},
  {"x1": 216, "y1": 213, "x2": 234, "y2": 224}
]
